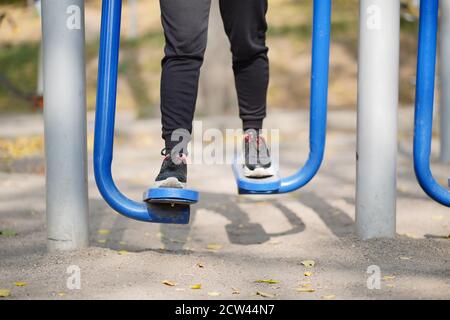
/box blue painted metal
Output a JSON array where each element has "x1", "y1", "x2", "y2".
[
  {"x1": 414, "y1": 0, "x2": 450, "y2": 207},
  {"x1": 234, "y1": 0, "x2": 331, "y2": 194},
  {"x1": 94, "y1": 0, "x2": 196, "y2": 224},
  {"x1": 144, "y1": 188, "x2": 199, "y2": 205}
]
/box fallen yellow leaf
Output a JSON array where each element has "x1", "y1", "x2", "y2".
[
  {"x1": 301, "y1": 260, "x2": 315, "y2": 268},
  {"x1": 255, "y1": 279, "x2": 279, "y2": 284},
  {"x1": 404, "y1": 233, "x2": 419, "y2": 239},
  {"x1": 162, "y1": 280, "x2": 176, "y2": 287},
  {"x1": 385, "y1": 283, "x2": 395, "y2": 288},
  {"x1": 256, "y1": 291, "x2": 276, "y2": 298},
  {"x1": 0, "y1": 289, "x2": 10, "y2": 298},
  {"x1": 97, "y1": 239, "x2": 106, "y2": 244},
  {"x1": 190, "y1": 284, "x2": 202, "y2": 290},
  {"x1": 383, "y1": 275, "x2": 396, "y2": 281},
  {"x1": 399, "y1": 256, "x2": 411, "y2": 260},
  {"x1": 297, "y1": 284, "x2": 315, "y2": 293},
  {"x1": 321, "y1": 295, "x2": 336, "y2": 300},
  {"x1": 299, "y1": 283, "x2": 312, "y2": 288},
  {"x1": 206, "y1": 244, "x2": 222, "y2": 251},
  {"x1": 119, "y1": 241, "x2": 127, "y2": 245},
  {"x1": 117, "y1": 250, "x2": 129, "y2": 255},
  {"x1": 98, "y1": 229, "x2": 110, "y2": 235},
  {"x1": 58, "y1": 292, "x2": 66, "y2": 297},
  {"x1": 304, "y1": 271, "x2": 313, "y2": 277},
  {"x1": 14, "y1": 282, "x2": 27, "y2": 287},
  {"x1": 0, "y1": 230, "x2": 17, "y2": 237},
  {"x1": 208, "y1": 292, "x2": 221, "y2": 297}
]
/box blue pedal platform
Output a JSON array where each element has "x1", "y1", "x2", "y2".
[
  {"x1": 145, "y1": 203, "x2": 191, "y2": 224},
  {"x1": 232, "y1": 156, "x2": 281, "y2": 194},
  {"x1": 144, "y1": 188, "x2": 199, "y2": 205}
]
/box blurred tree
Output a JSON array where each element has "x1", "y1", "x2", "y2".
[
  {"x1": 0, "y1": 0, "x2": 27, "y2": 5},
  {"x1": 401, "y1": 0, "x2": 420, "y2": 21},
  {"x1": 128, "y1": 0, "x2": 138, "y2": 39}
]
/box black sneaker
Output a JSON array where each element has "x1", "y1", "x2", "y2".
[
  {"x1": 243, "y1": 129, "x2": 275, "y2": 178},
  {"x1": 154, "y1": 149, "x2": 187, "y2": 188}
]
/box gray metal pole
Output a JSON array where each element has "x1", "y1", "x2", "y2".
[
  {"x1": 41, "y1": 0, "x2": 89, "y2": 251},
  {"x1": 440, "y1": 0, "x2": 450, "y2": 163},
  {"x1": 356, "y1": 0, "x2": 399, "y2": 239}
]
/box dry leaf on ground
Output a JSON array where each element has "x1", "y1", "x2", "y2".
[
  {"x1": 14, "y1": 282, "x2": 26, "y2": 287},
  {"x1": 255, "y1": 279, "x2": 279, "y2": 284},
  {"x1": 256, "y1": 291, "x2": 276, "y2": 298},
  {"x1": 0, "y1": 289, "x2": 10, "y2": 298},
  {"x1": 162, "y1": 280, "x2": 176, "y2": 287},
  {"x1": 206, "y1": 244, "x2": 222, "y2": 251},
  {"x1": 97, "y1": 229, "x2": 110, "y2": 235},
  {"x1": 399, "y1": 256, "x2": 411, "y2": 260},
  {"x1": 301, "y1": 260, "x2": 315, "y2": 268},
  {"x1": 0, "y1": 230, "x2": 17, "y2": 237},
  {"x1": 190, "y1": 284, "x2": 202, "y2": 290},
  {"x1": 297, "y1": 284, "x2": 315, "y2": 293}
]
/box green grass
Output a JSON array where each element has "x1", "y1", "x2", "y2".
[{"x1": 0, "y1": 41, "x2": 40, "y2": 113}]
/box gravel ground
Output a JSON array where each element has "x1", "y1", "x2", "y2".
[{"x1": 0, "y1": 109, "x2": 449, "y2": 300}]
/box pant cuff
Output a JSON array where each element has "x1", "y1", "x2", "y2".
[
  {"x1": 243, "y1": 119, "x2": 264, "y2": 131},
  {"x1": 163, "y1": 133, "x2": 191, "y2": 155}
]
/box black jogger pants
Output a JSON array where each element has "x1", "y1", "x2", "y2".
[{"x1": 160, "y1": 0, "x2": 269, "y2": 149}]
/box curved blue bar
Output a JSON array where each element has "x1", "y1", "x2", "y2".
[
  {"x1": 278, "y1": 0, "x2": 331, "y2": 193},
  {"x1": 414, "y1": 0, "x2": 450, "y2": 207},
  {"x1": 94, "y1": 0, "x2": 191, "y2": 223}
]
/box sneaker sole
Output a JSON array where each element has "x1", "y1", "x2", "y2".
[
  {"x1": 243, "y1": 166, "x2": 275, "y2": 178},
  {"x1": 153, "y1": 177, "x2": 186, "y2": 189}
]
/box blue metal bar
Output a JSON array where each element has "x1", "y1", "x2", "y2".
[
  {"x1": 414, "y1": 0, "x2": 450, "y2": 206},
  {"x1": 94, "y1": 0, "x2": 190, "y2": 223},
  {"x1": 278, "y1": 0, "x2": 331, "y2": 193}
]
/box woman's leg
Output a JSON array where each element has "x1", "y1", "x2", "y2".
[
  {"x1": 160, "y1": 0, "x2": 211, "y2": 151},
  {"x1": 219, "y1": 0, "x2": 269, "y2": 131}
]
